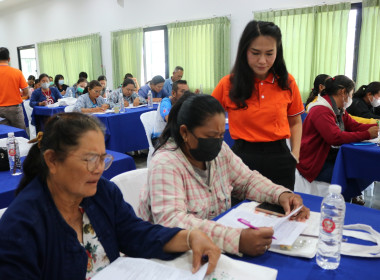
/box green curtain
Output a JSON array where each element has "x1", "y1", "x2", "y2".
[
  {"x1": 255, "y1": 3, "x2": 350, "y2": 101},
  {"x1": 111, "y1": 28, "x2": 143, "y2": 89},
  {"x1": 357, "y1": 0, "x2": 380, "y2": 87},
  {"x1": 37, "y1": 34, "x2": 102, "y2": 86},
  {"x1": 168, "y1": 17, "x2": 230, "y2": 94}
]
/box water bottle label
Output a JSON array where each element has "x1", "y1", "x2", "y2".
[
  {"x1": 322, "y1": 218, "x2": 336, "y2": 233},
  {"x1": 8, "y1": 149, "x2": 16, "y2": 157}
]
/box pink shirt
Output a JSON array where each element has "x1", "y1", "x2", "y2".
[{"x1": 138, "y1": 140, "x2": 289, "y2": 255}]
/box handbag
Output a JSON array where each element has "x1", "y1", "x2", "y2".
[{"x1": 0, "y1": 147, "x2": 10, "y2": 171}]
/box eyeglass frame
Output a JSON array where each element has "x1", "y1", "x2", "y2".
[{"x1": 70, "y1": 152, "x2": 114, "y2": 172}]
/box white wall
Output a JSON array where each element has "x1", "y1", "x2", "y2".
[{"x1": 0, "y1": 0, "x2": 356, "y2": 86}]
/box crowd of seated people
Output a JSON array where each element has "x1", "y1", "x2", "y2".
[{"x1": 1, "y1": 18, "x2": 380, "y2": 277}]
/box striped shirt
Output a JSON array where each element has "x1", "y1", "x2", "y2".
[{"x1": 138, "y1": 139, "x2": 289, "y2": 255}]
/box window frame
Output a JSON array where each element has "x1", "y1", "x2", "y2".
[
  {"x1": 351, "y1": 2, "x2": 362, "y2": 83},
  {"x1": 142, "y1": 25, "x2": 169, "y2": 83},
  {"x1": 17, "y1": 44, "x2": 36, "y2": 71}
]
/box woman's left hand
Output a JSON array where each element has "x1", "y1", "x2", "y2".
[
  {"x1": 278, "y1": 192, "x2": 310, "y2": 221},
  {"x1": 189, "y1": 229, "x2": 221, "y2": 275}
]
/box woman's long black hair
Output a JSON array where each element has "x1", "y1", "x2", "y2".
[
  {"x1": 229, "y1": 20, "x2": 289, "y2": 109},
  {"x1": 353, "y1": 82, "x2": 380, "y2": 99},
  {"x1": 305, "y1": 74, "x2": 330, "y2": 107},
  {"x1": 320, "y1": 75, "x2": 355, "y2": 97},
  {"x1": 155, "y1": 92, "x2": 225, "y2": 153},
  {"x1": 16, "y1": 113, "x2": 104, "y2": 195}
]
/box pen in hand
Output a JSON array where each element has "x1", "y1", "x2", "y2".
[{"x1": 237, "y1": 218, "x2": 277, "y2": 240}]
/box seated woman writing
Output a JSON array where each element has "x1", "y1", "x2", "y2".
[
  {"x1": 74, "y1": 80, "x2": 110, "y2": 113},
  {"x1": 0, "y1": 112, "x2": 220, "y2": 279},
  {"x1": 30, "y1": 73, "x2": 63, "y2": 107},
  {"x1": 297, "y1": 76, "x2": 378, "y2": 204},
  {"x1": 346, "y1": 82, "x2": 380, "y2": 119},
  {"x1": 109, "y1": 78, "x2": 146, "y2": 108},
  {"x1": 138, "y1": 93, "x2": 310, "y2": 257}
]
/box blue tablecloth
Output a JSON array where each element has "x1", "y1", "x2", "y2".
[
  {"x1": 31, "y1": 106, "x2": 66, "y2": 131},
  {"x1": 95, "y1": 105, "x2": 157, "y2": 153},
  {"x1": 332, "y1": 143, "x2": 380, "y2": 200},
  {"x1": 217, "y1": 193, "x2": 380, "y2": 280},
  {"x1": 0, "y1": 150, "x2": 135, "y2": 209},
  {"x1": 0, "y1": 125, "x2": 28, "y2": 139}
]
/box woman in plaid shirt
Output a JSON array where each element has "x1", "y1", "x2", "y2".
[{"x1": 139, "y1": 93, "x2": 310, "y2": 257}]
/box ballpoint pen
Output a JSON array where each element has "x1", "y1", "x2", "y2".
[{"x1": 237, "y1": 218, "x2": 277, "y2": 240}]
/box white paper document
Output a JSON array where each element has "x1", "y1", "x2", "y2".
[
  {"x1": 92, "y1": 257, "x2": 207, "y2": 280},
  {"x1": 217, "y1": 205, "x2": 307, "y2": 246},
  {"x1": 153, "y1": 251, "x2": 277, "y2": 280}
]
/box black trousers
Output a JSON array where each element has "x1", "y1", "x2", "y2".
[{"x1": 232, "y1": 139, "x2": 297, "y2": 191}]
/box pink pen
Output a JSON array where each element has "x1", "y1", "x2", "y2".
[{"x1": 237, "y1": 218, "x2": 277, "y2": 240}]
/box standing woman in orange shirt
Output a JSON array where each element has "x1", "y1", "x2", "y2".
[{"x1": 212, "y1": 20, "x2": 304, "y2": 191}]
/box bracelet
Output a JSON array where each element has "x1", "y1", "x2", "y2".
[{"x1": 186, "y1": 229, "x2": 194, "y2": 250}]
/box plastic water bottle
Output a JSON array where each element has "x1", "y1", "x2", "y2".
[
  {"x1": 316, "y1": 184, "x2": 346, "y2": 270},
  {"x1": 119, "y1": 91, "x2": 125, "y2": 113},
  {"x1": 6, "y1": 132, "x2": 22, "y2": 176},
  {"x1": 147, "y1": 90, "x2": 153, "y2": 108}
]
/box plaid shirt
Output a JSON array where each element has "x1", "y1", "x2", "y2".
[{"x1": 138, "y1": 139, "x2": 289, "y2": 255}]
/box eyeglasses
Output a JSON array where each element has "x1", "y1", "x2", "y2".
[{"x1": 78, "y1": 153, "x2": 114, "y2": 172}]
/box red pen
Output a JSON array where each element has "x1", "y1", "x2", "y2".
[{"x1": 237, "y1": 218, "x2": 277, "y2": 240}]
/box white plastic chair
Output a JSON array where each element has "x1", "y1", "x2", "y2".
[
  {"x1": 0, "y1": 208, "x2": 6, "y2": 219},
  {"x1": 110, "y1": 168, "x2": 148, "y2": 213},
  {"x1": 140, "y1": 111, "x2": 157, "y2": 167},
  {"x1": 23, "y1": 100, "x2": 36, "y2": 139},
  {"x1": 294, "y1": 169, "x2": 330, "y2": 197}
]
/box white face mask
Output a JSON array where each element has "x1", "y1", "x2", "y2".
[
  {"x1": 370, "y1": 96, "x2": 380, "y2": 108},
  {"x1": 344, "y1": 96, "x2": 352, "y2": 109},
  {"x1": 58, "y1": 79, "x2": 64, "y2": 85},
  {"x1": 41, "y1": 82, "x2": 50, "y2": 89}
]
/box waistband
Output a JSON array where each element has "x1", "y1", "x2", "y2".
[{"x1": 234, "y1": 139, "x2": 288, "y2": 152}]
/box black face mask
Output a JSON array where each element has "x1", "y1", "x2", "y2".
[{"x1": 189, "y1": 134, "x2": 223, "y2": 162}]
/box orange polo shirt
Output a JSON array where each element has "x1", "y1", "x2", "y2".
[
  {"x1": 0, "y1": 63, "x2": 28, "y2": 106},
  {"x1": 212, "y1": 73, "x2": 304, "y2": 142}
]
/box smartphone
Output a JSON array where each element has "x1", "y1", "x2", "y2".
[{"x1": 256, "y1": 202, "x2": 285, "y2": 217}]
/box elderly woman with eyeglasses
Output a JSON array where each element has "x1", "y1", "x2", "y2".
[{"x1": 0, "y1": 113, "x2": 220, "y2": 280}]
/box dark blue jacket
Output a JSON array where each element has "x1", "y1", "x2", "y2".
[
  {"x1": 29, "y1": 87, "x2": 63, "y2": 107},
  {"x1": 0, "y1": 177, "x2": 181, "y2": 280}
]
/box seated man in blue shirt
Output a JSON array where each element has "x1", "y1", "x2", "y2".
[
  {"x1": 138, "y1": 75, "x2": 169, "y2": 102},
  {"x1": 151, "y1": 80, "x2": 189, "y2": 146},
  {"x1": 163, "y1": 66, "x2": 184, "y2": 95}
]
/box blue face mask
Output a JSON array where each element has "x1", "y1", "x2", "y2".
[{"x1": 189, "y1": 133, "x2": 223, "y2": 162}]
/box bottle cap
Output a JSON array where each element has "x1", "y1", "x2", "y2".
[
  {"x1": 329, "y1": 184, "x2": 342, "y2": 194},
  {"x1": 7, "y1": 132, "x2": 14, "y2": 137}
]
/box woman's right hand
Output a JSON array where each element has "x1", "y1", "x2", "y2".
[
  {"x1": 239, "y1": 227, "x2": 274, "y2": 256},
  {"x1": 39, "y1": 101, "x2": 47, "y2": 106},
  {"x1": 368, "y1": 126, "x2": 379, "y2": 139},
  {"x1": 92, "y1": 107, "x2": 105, "y2": 113}
]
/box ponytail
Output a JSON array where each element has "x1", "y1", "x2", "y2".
[
  {"x1": 353, "y1": 82, "x2": 380, "y2": 99},
  {"x1": 322, "y1": 75, "x2": 355, "y2": 96},
  {"x1": 16, "y1": 144, "x2": 48, "y2": 195},
  {"x1": 305, "y1": 74, "x2": 330, "y2": 107}
]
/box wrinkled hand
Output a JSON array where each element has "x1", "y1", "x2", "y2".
[
  {"x1": 368, "y1": 126, "x2": 379, "y2": 139},
  {"x1": 92, "y1": 107, "x2": 105, "y2": 113},
  {"x1": 278, "y1": 192, "x2": 310, "y2": 221},
  {"x1": 239, "y1": 227, "x2": 273, "y2": 256},
  {"x1": 101, "y1": 104, "x2": 109, "y2": 110},
  {"x1": 189, "y1": 229, "x2": 221, "y2": 275}
]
